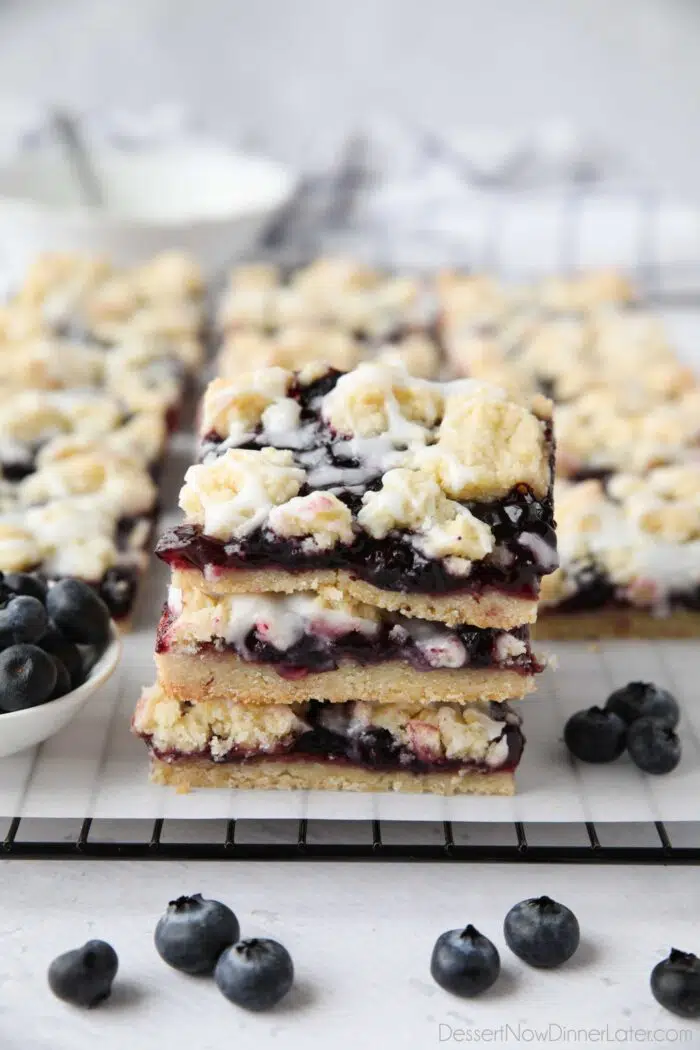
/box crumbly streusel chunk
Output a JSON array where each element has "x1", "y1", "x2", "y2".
[
  {"x1": 416, "y1": 385, "x2": 552, "y2": 500},
  {"x1": 219, "y1": 327, "x2": 365, "y2": 377},
  {"x1": 548, "y1": 469, "x2": 700, "y2": 610},
  {"x1": 322, "y1": 362, "x2": 443, "y2": 438},
  {"x1": 134, "y1": 684, "x2": 307, "y2": 757},
  {"x1": 358, "y1": 468, "x2": 494, "y2": 569},
  {"x1": 268, "y1": 492, "x2": 354, "y2": 550},
  {"x1": 180, "y1": 447, "x2": 305, "y2": 540},
  {"x1": 0, "y1": 521, "x2": 41, "y2": 572},
  {"x1": 0, "y1": 339, "x2": 105, "y2": 391},
  {"x1": 19, "y1": 452, "x2": 157, "y2": 518},
  {"x1": 200, "y1": 369, "x2": 293, "y2": 441}
]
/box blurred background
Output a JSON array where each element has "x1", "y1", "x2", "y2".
[{"x1": 0, "y1": 0, "x2": 698, "y2": 198}]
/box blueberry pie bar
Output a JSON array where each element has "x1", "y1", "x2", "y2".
[
  {"x1": 217, "y1": 258, "x2": 442, "y2": 379},
  {"x1": 154, "y1": 583, "x2": 544, "y2": 706},
  {"x1": 133, "y1": 686, "x2": 524, "y2": 796},
  {"x1": 156, "y1": 363, "x2": 557, "y2": 629},
  {"x1": 218, "y1": 259, "x2": 433, "y2": 338},
  {"x1": 437, "y1": 269, "x2": 700, "y2": 637},
  {"x1": 538, "y1": 468, "x2": 700, "y2": 638},
  {"x1": 0, "y1": 251, "x2": 205, "y2": 622},
  {"x1": 138, "y1": 358, "x2": 556, "y2": 795}
]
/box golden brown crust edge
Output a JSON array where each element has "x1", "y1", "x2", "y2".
[
  {"x1": 150, "y1": 756, "x2": 515, "y2": 796},
  {"x1": 535, "y1": 608, "x2": 700, "y2": 641},
  {"x1": 154, "y1": 650, "x2": 535, "y2": 705},
  {"x1": 170, "y1": 568, "x2": 538, "y2": 629}
]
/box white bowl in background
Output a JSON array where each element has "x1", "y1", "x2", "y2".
[
  {"x1": 0, "y1": 142, "x2": 296, "y2": 279},
  {"x1": 0, "y1": 628, "x2": 121, "y2": 758}
]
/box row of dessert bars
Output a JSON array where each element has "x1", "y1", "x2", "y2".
[
  {"x1": 0, "y1": 252, "x2": 205, "y2": 622},
  {"x1": 216, "y1": 259, "x2": 700, "y2": 639},
  {"x1": 133, "y1": 357, "x2": 558, "y2": 795}
]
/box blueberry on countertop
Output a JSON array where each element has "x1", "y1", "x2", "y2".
[
  {"x1": 0, "y1": 644, "x2": 57, "y2": 712},
  {"x1": 0, "y1": 595, "x2": 48, "y2": 646},
  {"x1": 504, "y1": 896, "x2": 580, "y2": 969},
  {"x1": 430, "y1": 925, "x2": 500, "y2": 997},
  {"x1": 155, "y1": 894, "x2": 240, "y2": 975},
  {"x1": 46, "y1": 579, "x2": 111, "y2": 647},
  {"x1": 627, "y1": 717, "x2": 681, "y2": 775},
  {"x1": 48, "y1": 940, "x2": 119, "y2": 1008},
  {"x1": 605, "y1": 681, "x2": 679, "y2": 728},
  {"x1": 651, "y1": 949, "x2": 700, "y2": 1018},
  {"x1": 564, "y1": 706, "x2": 627, "y2": 763},
  {"x1": 215, "y1": 938, "x2": 294, "y2": 1011},
  {"x1": 4, "y1": 572, "x2": 47, "y2": 603}
]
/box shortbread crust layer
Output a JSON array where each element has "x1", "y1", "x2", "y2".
[
  {"x1": 155, "y1": 650, "x2": 536, "y2": 705},
  {"x1": 535, "y1": 608, "x2": 700, "y2": 640},
  {"x1": 168, "y1": 567, "x2": 538, "y2": 629},
  {"x1": 150, "y1": 757, "x2": 515, "y2": 796}
]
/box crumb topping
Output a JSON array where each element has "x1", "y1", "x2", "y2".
[
  {"x1": 134, "y1": 685, "x2": 518, "y2": 767},
  {"x1": 181, "y1": 363, "x2": 555, "y2": 579},
  {"x1": 219, "y1": 328, "x2": 365, "y2": 377},
  {"x1": 268, "y1": 492, "x2": 354, "y2": 550},
  {"x1": 179, "y1": 448, "x2": 305, "y2": 540},
  {"x1": 19, "y1": 452, "x2": 157, "y2": 518},
  {"x1": 134, "y1": 685, "x2": 308, "y2": 758},
  {"x1": 200, "y1": 370, "x2": 293, "y2": 442},
  {"x1": 550, "y1": 469, "x2": 700, "y2": 610},
  {"x1": 322, "y1": 362, "x2": 443, "y2": 438},
  {"x1": 358, "y1": 468, "x2": 494, "y2": 566},
  {"x1": 0, "y1": 521, "x2": 41, "y2": 572}
]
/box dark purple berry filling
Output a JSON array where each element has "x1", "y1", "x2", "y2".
[{"x1": 156, "y1": 497, "x2": 553, "y2": 600}]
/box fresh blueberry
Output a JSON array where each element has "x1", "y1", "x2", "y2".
[
  {"x1": 564, "y1": 706, "x2": 627, "y2": 763},
  {"x1": 0, "y1": 644, "x2": 57, "y2": 712},
  {"x1": 605, "y1": 681, "x2": 679, "y2": 728},
  {"x1": 48, "y1": 939, "x2": 119, "y2": 1008},
  {"x1": 214, "y1": 938, "x2": 294, "y2": 1011},
  {"x1": 651, "y1": 949, "x2": 700, "y2": 1018},
  {"x1": 38, "y1": 627, "x2": 84, "y2": 688},
  {"x1": 46, "y1": 579, "x2": 111, "y2": 646},
  {"x1": 430, "y1": 925, "x2": 500, "y2": 997},
  {"x1": 0, "y1": 595, "x2": 48, "y2": 645},
  {"x1": 627, "y1": 717, "x2": 681, "y2": 775},
  {"x1": 504, "y1": 896, "x2": 580, "y2": 968},
  {"x1": 50, "y1": 658, "x2": 73, "y2": 699},
  {"x1": 154, "y1": 894, "x2": 240, "y2": 975},
  {"x1": 4, "y1": 572, "x2": 47, "y2": 603}
]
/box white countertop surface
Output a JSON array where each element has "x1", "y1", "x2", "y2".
[{"x1": 1, "y1": 859, "x2": 699, "y2": 1048}]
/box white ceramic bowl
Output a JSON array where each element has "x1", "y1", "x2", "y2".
[
  {"x1": 0, "y1": 628, "x2": 121, "y2": 758},
  {"x1": 0, "y1": 142, "x2": 296, "y2": 279}
]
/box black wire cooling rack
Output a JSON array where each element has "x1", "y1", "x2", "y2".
[{"x1": 3, "y1": 817, "x2": 700, "y2": 863}]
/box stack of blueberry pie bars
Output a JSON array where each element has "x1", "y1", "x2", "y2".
[
  {"x1": 134, "y1": 260, "x2": 559, "y2": 795},
  {"x1": 0, "y1": 251, "x2": 205, "y2": 624}
]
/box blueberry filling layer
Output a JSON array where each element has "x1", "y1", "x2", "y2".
[
  {"x1": 141, "y1": 699, "x2": 525, "y2": 775},
  {"x1": 156, "y1": 493, "x2": 554, "y2": 599},
  {"x1": 156, "y1": 605, "x2": 542, "y2": 678}
]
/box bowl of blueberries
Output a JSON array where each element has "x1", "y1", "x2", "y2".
[{"x1": 0, "y1": 571, "x2": 121, "y2": 758}]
